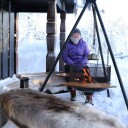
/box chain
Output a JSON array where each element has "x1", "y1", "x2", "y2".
[
  {"x1": 107, "y1": 49, "x2": 109, "y2": 66},
  {"x1": 92, "y1": 5, "x2": 96, "y2": 50}
]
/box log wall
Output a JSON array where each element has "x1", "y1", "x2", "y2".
[{"x1": 0, "y1": 0, "x2": 15, "y2": 79}]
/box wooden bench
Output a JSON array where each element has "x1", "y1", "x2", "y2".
[
  {"x1": 61, "y1": 82, "x2": 116, "y2": 88},
  {"x1": 60, "y1": 82, "x2": 116, "y2": 92},
  {"x1": 55, "y1": 73, "x2": 116, "y2": 92}
]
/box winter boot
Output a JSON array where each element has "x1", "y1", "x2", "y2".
[
  {"x1": 70, "y1": 89, "x2": 76, "y2": 101},
  {"x1": 85, "y1": 94, "x2": 94, "y2": 105}
]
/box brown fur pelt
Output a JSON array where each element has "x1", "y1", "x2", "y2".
[{"x1": 0, "y1": 89, "x2": 127, "y2": 128}]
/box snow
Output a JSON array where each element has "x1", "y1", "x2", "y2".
[
  {"x1": 1, "y1": 58, "x2": 128, "y2": 128},
  {"x1": 1, "y1": 0, "x2": 128, "y2": 127}
]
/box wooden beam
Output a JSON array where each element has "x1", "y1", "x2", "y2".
[{"x1": 8, "y1": 0, "x2": 75, "y2": 13}]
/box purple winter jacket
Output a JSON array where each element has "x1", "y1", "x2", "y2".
[{"x1": 62, "y1": 38, "x2": 90, "y2": 67}]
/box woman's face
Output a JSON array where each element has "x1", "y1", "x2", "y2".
[
  {"x1": 71, "y1": 33, "x2": 81, "y2": 44},
  {"x1": 72, "y1": 33, "x2": 81, "y2": 38}
]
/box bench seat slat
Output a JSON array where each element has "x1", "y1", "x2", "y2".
[{"x1": 62, "y1": 82, "x2": 116, "y2": 89}]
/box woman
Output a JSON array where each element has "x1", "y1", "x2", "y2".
[{"x1": 62, "y1": 28, "x2": 93, "y2": 105}]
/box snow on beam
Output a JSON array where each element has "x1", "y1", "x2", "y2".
[{"x1": 0, "y1": 88, "x2": 127, "y2": 128}]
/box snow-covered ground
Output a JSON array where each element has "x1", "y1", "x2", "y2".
[{"x1": 1, "y1": 57, "x2": 128, "y2": 128}]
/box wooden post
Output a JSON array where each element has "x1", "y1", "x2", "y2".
[
  {"x1": 46, "y1": 0, "x2": 57, "y2": 72},
  {"x1": 59, "y1": 11, "x2": 66, "y2": 71},
  {"x1": 9, "y1": 0, "x2": 15, "y2": 77},
  {"x1": 0, "y1": 0, "x2": 2, "y2": 79},
  {"x1": 2, "y1": 0, "x2": 9, "y2": 79},
  {"x1": 0, "y1": 0, "x2": 15, "y2": 80},
  {"x1": 14, "y1": 13, "x2": 19, "y2": 75}
]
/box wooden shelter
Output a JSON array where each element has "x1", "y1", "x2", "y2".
[
  {"x1": 0, "y1": 0, "x2": 76, "y2": 80},
  {"x1": 1, "y1": 0, "x2": 128, "y2": 111}
]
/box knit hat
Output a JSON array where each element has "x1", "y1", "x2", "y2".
[{"x1": 72, "y1": 28, "x2": 81, "y2": 35}]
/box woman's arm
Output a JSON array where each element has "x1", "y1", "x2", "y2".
[
  {"x1": 62, "y1": 45, "x2": 75, "y2": 65},
  {"x1": 76, "y1": 42, "x2": 90, "y2": 65}
]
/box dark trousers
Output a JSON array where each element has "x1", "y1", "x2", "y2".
[{"x1": 65, "y1": 65, "x2": 93, "y2": 96}]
